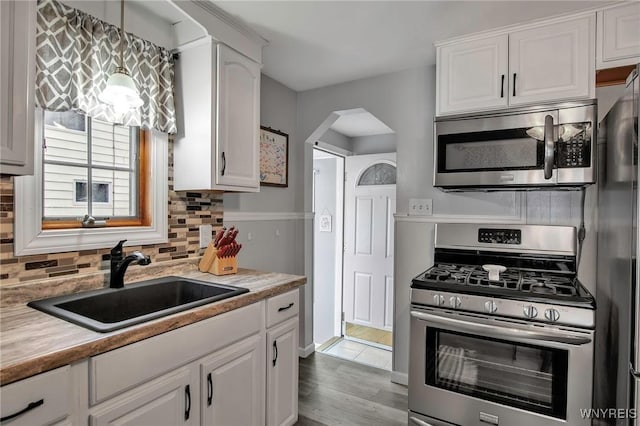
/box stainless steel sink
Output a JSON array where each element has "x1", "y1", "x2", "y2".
[{"x1": 27, "y1": 276, "x2": 249, "y2": 332}]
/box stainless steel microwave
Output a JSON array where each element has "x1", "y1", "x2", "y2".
[{"x1": 433, "y1": 100, "x2": 597, "y2": 190}]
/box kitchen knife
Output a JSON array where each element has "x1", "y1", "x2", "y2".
[
  {"x1": 217, "y1": 226, "x2": 236, "y2": 248},
  {"x1": 213, "y1": 227, "x2": 226, "y2": 248},
  {"x1": 218, "y1": 245, "x2": 228, "y2": 258},
  {"x1": 229, "y1": 243, "x2": 239, "y2": 257}
]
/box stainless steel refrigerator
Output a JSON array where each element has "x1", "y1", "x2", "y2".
[{"x1": 596, "y1": 64, "x2": 640, "y2": 425}]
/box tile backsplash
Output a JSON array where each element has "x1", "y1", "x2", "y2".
[{"x1": 0, "y1": 141, "x2": 223, "y2": 286}]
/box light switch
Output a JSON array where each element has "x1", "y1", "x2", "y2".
[{"x1": 409, "y1": 198, "x2": 433, "y2": 216}]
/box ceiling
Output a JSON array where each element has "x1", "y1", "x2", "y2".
[
  {"x1": 330, "y1": 109, "x2": 394, "y2": 137},
  {"x1": 214, "y1": 1, "x2": 603, "y2": 92}
]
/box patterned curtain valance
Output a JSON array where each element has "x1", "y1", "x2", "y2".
[{"x1": 35, "y1": 0, "x2": 177, "y2": 134}]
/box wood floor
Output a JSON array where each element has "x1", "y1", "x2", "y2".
[
  {"x1": 294, "y1": 352, "x2": 408, "y2": 426},
  {"x1": 345, "y1": 322, "x2": 393, "y2": 347}
]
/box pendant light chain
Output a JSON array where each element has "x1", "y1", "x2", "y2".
[{"x1": 120, "y1": 0, "x2": 124, "y2": 70}]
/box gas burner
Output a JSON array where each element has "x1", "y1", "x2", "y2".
[{"x1": 417, "y1": 263, "x2": 582, "y2": 300}]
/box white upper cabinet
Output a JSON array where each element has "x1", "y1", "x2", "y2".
[
  {"x1": 437, "y1": 34, "x2": 508, "y2": 115},
  {"x1": 436, "y1": 14, "x2": 595, "y2": 116},
  {"x1": 597, "y1": 2, "x2": 640, "y2": 69},
  {"x1": 0, "y1": 0, "x2": 35, "y2": 175},
  {"x1": 173, "y1": 38, "x2": 261, "y2": 192},
  {"x1": 216, "y1": 44, "x2": 261, "y2": 189},
  {"x1": 509, "y1": 15, "x2": 594, "y2": 106}
]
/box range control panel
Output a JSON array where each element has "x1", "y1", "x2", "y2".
[{"x1": 478, "y1": 228, "x2": 522, "y2": 245}]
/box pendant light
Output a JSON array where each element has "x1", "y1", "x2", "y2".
[{"x1": 98, "y1": 0, "x2": 143, "y2": 117}]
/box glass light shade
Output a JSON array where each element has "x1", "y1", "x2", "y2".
[{"x1": 99, "y1": 69, "x2": 143, "y2": 117}]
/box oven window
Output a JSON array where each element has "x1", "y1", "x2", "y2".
[
  {"x1": 426, "y1": 328, "x2": 568, "y2": 419},
  {"x1": 438, "y1": 128, "x2": 544, "y2": 173}
]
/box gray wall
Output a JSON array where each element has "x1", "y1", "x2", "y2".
[
  {"x1": 351, "y1": 133, "x2": 396, "y2": 155},
  {"x1": 317, "y1": 128, "x2": 353, "y2": 153},
  {"x1": 297, "y1": 64, "x2": 604, "y2": 383},
  {"x1": 312, "y1": 155, "x2": 339, "y2": 345},
  {"x1": 222, "y1": 74, "x2": 308, "y2": 350}
]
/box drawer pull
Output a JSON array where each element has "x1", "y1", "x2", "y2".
[
  {"x1": 278, "y1": 302, "x2": 294, "y2": 312},
  {"x1": 207, "y1": 372, "x2": 213, "y2": 406},
  {"x1": 0, "y1": 399, "x2": 44, "y2": 423},
  {"x1": 184, "y1": 385, "x2": 191, "y2": 420},
  {"x1": 273, "y1": 340, "x2": 278, "y2": 367}
]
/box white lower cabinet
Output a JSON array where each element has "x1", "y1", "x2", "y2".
[
  {"x1": 0, "y1": 366, "x2": 71, "y2": 426},
  {"x1": 266, "y1": 317, "x2": 299, "y2": 426},
  {"x1": 81, "y1": 293, "x2": 300, "y2": 426},
  {"x1": 89, "y1": 367, "x2": 195, "y2": 426},
  {"x1": 200, "y1": 334, "x2": 265, "y2": 426}
]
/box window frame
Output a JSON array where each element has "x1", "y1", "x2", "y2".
[
  {"x1": 41, "y1": 125, "x2": 151, "y2": 230},
  {"x1": 14, "y1": 109, "x2": 167, "y2": 256}
]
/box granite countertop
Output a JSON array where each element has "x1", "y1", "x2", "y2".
[{"x1": 0, "y1": 268, "x2": 306, "y2": 386}]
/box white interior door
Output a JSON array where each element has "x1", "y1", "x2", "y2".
[{"x1": 343, "y1": 153, "x2": 396, "y2": 332}]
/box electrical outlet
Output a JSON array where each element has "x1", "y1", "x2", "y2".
[
  {"x1": 409, "y1": 198, "x2": 433, "y2": 216},
  {"x1": 199, "y1": 224, "x2": 212, "y2": 248}
]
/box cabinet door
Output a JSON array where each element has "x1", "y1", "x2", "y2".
[
  {"x1": 509, "y1": 15, "x2": 594, "y2": 106},
  {"x1": 437, "y1": 34, "x2": 508, "y2": 115},
  {"x1": 89, "y1": 368, "x2": 193, "y2": 426},
  {"x1": 598, "y1": 3, "x2": 640, "y2": 68},
  {"x1": 0, "y1": 0, "x2": 35, "y2": 175},
  {"x1": 216, "y1": 44, "x2": 260, "y2": 189},
  {"x1": 200, "y1": 334, "x2": 265, "y2": 426},
  {"x1": 266, "y1": 317, "x2": 298, "y2": 426}
]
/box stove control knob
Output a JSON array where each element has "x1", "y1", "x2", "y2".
[
  {"x1": 545, "y1": 309, "x2": 560, "y2": 322},
  {"x1": 449, "y1": 296, "x2": 462, "y2": 309},
  {"x1": 484, "y1": 300, "x2": 498, "y2": 313},
  {"x1": 433, "y1": 294, "x2": 445, "y2": 306},
  {"x1": 523, "y1": 305, "x2": 538, "y2": 319}
]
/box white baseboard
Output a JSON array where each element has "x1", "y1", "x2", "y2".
[
  {"x1": 391, "y1": 371, "x2": 408, "y2": 386},
  {"x1": 298, "y1": 343, "x2": 315, "y2": 358}
]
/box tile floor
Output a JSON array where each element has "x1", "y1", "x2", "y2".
[{"x1": 321, "y1": 338, "x2": 392, "y2": 371}]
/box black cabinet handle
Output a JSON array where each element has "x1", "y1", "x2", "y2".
[
  {"x1": 500, "y1": 74, "x2": 505, "y2": 98},
  {"x1": 278, "y1": 302, "x2": 294, "y2": 312},
  {"x1": 207, "y1": 372, "x2": 213, "y2": 406},
  {"x1": 0, "y1": 399, "x2": 44, "y2": 423},
  {"x1": 221, "y1": 152, "x2": 226, "y2": 176},
  {"x1": 272, "y1": 341, "x2": 278, "y2": 367},
  {"x1": 512, "y1": 73, "x2": 517, "y2": 97},
  {"x1": 184, "y1": 385, "x2": 191, "y2": 420}
]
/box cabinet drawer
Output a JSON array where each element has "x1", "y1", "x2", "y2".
[
  {"x1": 266, "y1": 289, "x2": 299, "y2": 328},
  {"x1": 90, "y1": 302, "x2": 263, "y2": 405},
  {"x1": 0, "y1": 366, "x2": 70, "y2": 426}
]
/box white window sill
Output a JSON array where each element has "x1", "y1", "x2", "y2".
[{"x1": 14, "y1": 130, "x2": 168, "y2": 256}]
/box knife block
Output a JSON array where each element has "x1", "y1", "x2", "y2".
[{"x1": 199, "y1": 243, "x2": 238, "y2": 275}]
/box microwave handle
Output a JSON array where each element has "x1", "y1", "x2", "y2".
[{"x1": 544, "y1": 114, "x2": 555, "y2": 180}]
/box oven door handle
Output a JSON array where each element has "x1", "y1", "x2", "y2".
[
  {"x1": 411, "y1": 310, "x2": 591, "y2": 346},
  {"x1": 409, "y1": 416, "x2": 434, "y2": 426}
]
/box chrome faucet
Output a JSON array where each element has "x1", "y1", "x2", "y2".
[{"x1": 109, "y1": 240, "x2": 151, "y2": 288}]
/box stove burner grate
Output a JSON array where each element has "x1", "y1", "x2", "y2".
[{"x1": 419, "y1": 264, "x2": 578, "y2": 296}]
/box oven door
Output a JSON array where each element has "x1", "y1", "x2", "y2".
[{"x1": 409, "y1": 307, "x2": 593, "y2": 426}]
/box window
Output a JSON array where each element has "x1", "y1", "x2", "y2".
[
  {"x1": 40, "y1": 110, "x2": 151, "y2": 229},
  {"x1": 357, "y1": 163, "x2": 396, "y2": 186},
  {"x1": 14, "y1": 109, "x2": 168, "y2": 256}
]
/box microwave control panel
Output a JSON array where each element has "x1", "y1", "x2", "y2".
[
  {"x1": 556, "y1": 130, "x2": 591, "y2": 168},
  {"x1": 478, "y1": 229, "x2": 522, "y2": 245}
]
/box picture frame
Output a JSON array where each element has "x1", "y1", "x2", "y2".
[{"x1": 260, "y1": 126, "x2": 289, "y2": 187}]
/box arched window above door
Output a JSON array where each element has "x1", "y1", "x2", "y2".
[{"x1": 357, "y1": 163, "x2": 396, "y2": 186}]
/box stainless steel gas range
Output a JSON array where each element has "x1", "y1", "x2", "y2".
[{"x1": 408, "y1": 223, "x2": 595, "y2": 426}]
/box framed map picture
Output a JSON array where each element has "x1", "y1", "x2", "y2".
[{"x1": 260, "y1": 126, "x2": 289, "y2": 187}]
